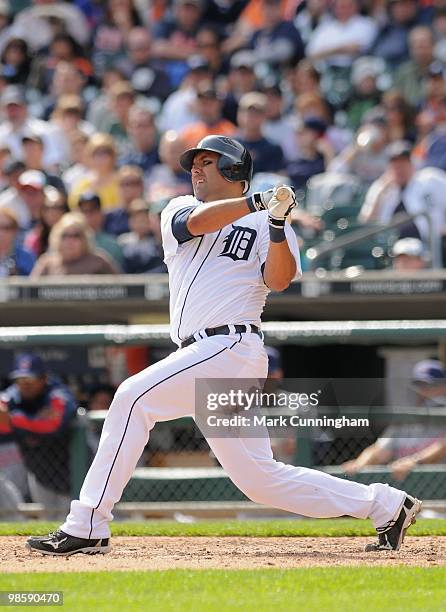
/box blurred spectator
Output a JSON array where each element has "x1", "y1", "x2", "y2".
[
  {"x1": 180, "y1": 81, "x2": 236, "y2": 149},
  {"x1": 0, "y1": 353, "x2": 77, "y2": 519},
  {"x1": 21, "y1": 131, "x2": 66, "y2": 192},
  {"x1": 92, "y1": 0, "x2": 141, "y2": 77},
  {"x1": 345, "y1": 56, "x2": 383, "y2": 131},
  {"x1": 23, "y1": 186, "x2": 68, "y2": 258},
  {"x1": 69, "y1": 133, "x2": 120, "y2": 210},
  {"x1": 42, "y1": 61, "x2": 87, "y2": 122},
  {"x1": 416, "y1": 94, "x2": 446, "y2": 171},
  {"x1": 341, "y1": 360, "x2": 446, "y2": 480},
  {"x1": 222, "y1": 50, "x2": 259, "y2": 124},
  {"x1": 119, "y1": 105, "x2": 159, "y2": 175},
  {"x1": 0, "y1": 1, "x2": 11, "y2": 56},
  {"x1": 104, "y1": 164, "x2": 145, "y2": 236},
  {"x1": 8, "y1": 1, "x2": 90, "y2": 53},
  {"x1": 295, "y1": 92, "x2": 352, "y2": 154},
  {"x1": 0, "y1": 85, "x2": 66, "y2": 169},
  {"x1": 328, "y1": 118, "x2": 389, "y2": 185},
  {"x1": 394, "y1": 26, "x2": 436, "y2": 108},
  {"x1": 419, "y1": 62, "x2": 446, "y2": 124},
  {"x1": 30, "y1": 32, "x2": 93, "y2": 94},
  {"x1": 306, "y1": 0, "x2": 377, "y2": 68},
  {"x1": 381, "y1": 90, "x2": 416, "y2": 143},
  {"x1": 294, "y1": 0, "x2": 330, "y2": 46},
  {"x1": 61, "y1": 129, "x2": 89, "y2": 192},
  {"x1": 286, "y1": 116, "x2": 333, "y2": 191},
  {"x1": 195, "y1": 25, "x2": 227, "y2": 76},
  {"x1": 433, "y1": 7, "x2": 446, "y2": 64},
  {"x1": 289, "y1": 58, "x2": 321, "y2": 100},
  {"x1": 31, "y1": 212, "x2": 119, "y2": 277},
  {"x1": 16, "y1": 170, "x2": 47, "y2": 229},
  {"x1": 249, "y1": 0, "x2": 304, "y2": 69},
  {"x1": 86, "y1": 67, "x2": 127, "y2": 132},
  {"x1": 391, "y1": 237, "x2": 427, "y2": 271},
  {"x1": 49, "y1": 95, "x2": 95, "y2": 143},
  {"x1": 262, "y1": 84, "x2": 297, "y2": 162},
  {"x1": 0, "y1": 158, "x2": 29, "y2": 228},
  {"x1": 201, "y1": 0, "x2": 249, "y2": 28},
  {"x1": 236, "y1": 92, "x2": 286, "y2": 174},
  {"x1": 369, "y1": 0, "x2": 421, "y2": 68},
  {"x1": 0, "y1": 141, "x2": 11, "y2": 189},
  {"x1": 0, "y1": 37, "x2": 31, "y2": 86},
  {"x1": 0, "y1": 207, "x2": 35, "y2": 276},
  {"x1": 118, "y1": 199, "x2": 166, "y2": 274},
  {"x1": 158, "y1": 55, "x2": 213, "y2": 133},
  {"x1": 148, "y1": 130, "x2": 192, "y2": 202},
  {"x1": 118, "y1": 26, "x2": 171, "y2": 105},
  {"x1": 77, "y1": 192, "x2": 124, "y2": 269},
  {"x1": 86, "y1": 384, "x2": 116, "y2": 412},
  {"x1": 153, "y1": 0, "x2": 203, "y2": 68},
  {"x1": 360, "y1": 141, "x2": 446, "y2": 265},
  {"x1": 101, "y1": 81, "x2": 136, "y2": 154}
]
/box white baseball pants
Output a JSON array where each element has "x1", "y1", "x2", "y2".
[{"x1": 61, "y1": 333, "x2": 405, "y2": 539}]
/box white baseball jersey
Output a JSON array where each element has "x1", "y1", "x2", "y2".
[
  {"x1": 160, "y1": 195, "x2": 302, "y2": 346},
  {"x1": 62, "y1": 197, "x2": 406, "y2": 543}
]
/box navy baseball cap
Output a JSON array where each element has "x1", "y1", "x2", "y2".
[
  {"x1": 412, "y1": 360, "x2": 446, "y2": 384},
  {"x1": 10, "y1": 353, "x2": 46, "y2": 379}
]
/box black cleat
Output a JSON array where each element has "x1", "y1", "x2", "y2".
[
  {"x1": 26, "y1": 529, "x2": 110, "y2": 557},
  {"x1": 365, "y1": 495, "x2": 422, "y2": 552}
]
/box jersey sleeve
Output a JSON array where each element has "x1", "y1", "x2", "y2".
[
  {"x1": 258, "y1": 215, "x2": 302, "y2": 280},
  {"x1": 160, "y1": 196, "x2": 198, "y2": 261}
]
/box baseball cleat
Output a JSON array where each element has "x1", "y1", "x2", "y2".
[
  {"x1": 26, "y1": 529, "x2": 110, "y2": 557},
  {"x1": 365, "y1": 494, "x2": 422, "y2": 552}
]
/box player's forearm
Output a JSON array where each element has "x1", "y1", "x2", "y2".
[
  {"x1": 355, "y1": 444, "x2": 391, "y2": 468},
  {"x1": 263, "y1": 240, "x2": 297, "y2": 292},
  {"x1": 187, "y1": 197, "x2": 251, "y2": 235},
  {"x1": 410, "y1": 440, "x2": 446, "y2": 465}
]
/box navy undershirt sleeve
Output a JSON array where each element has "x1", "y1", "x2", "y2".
[{"x1": 171, "y1": 206, "x2": 200, "y2": 244}]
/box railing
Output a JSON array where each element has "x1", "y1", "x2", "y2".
[{"x1": 306, "y1": 211, "x2": 441, "y2": 269}]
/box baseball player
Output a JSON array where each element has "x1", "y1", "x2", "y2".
[{"x1": 27, "y1": 135, "x2": 421, "y2": 556}]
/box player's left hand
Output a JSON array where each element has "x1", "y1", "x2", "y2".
[{"x1": 268, "y1": 185, "x2": 297, "y2": 222}]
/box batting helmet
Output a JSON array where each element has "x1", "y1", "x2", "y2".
[{"x1": 180, "y1": 135, "x2": 253, "y2": 193}]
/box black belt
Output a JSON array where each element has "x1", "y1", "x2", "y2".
[{"x1": 181, "y1": 324, "x2": 261, "y2": 348}]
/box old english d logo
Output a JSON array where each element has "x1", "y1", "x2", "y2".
[{"x1": 220, "y1": 225, "x2": 257, "y2": 261}]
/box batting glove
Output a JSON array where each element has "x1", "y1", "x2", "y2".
[
  {"x1": 246, "y1": 188, "x2": 274, "y2": 213},
  {"x1": 267, "y1": 185, "x2": 297, "y2": 243}
]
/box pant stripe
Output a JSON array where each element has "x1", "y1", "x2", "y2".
[{"x1": 88, "y1": 335, "x2": 241, "y2": 538}]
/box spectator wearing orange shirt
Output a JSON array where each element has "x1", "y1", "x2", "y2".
[{"x1": 180, "y1": 81, "x2": 236, "y2": 149}]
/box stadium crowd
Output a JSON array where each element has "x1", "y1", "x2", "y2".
[{"x1": 0, "y1": 0, "x2": 445, "y2": 275}]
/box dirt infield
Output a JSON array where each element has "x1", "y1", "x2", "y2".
[{"x1": 1, "y1": 536, "x2": 446, "y2": 572}]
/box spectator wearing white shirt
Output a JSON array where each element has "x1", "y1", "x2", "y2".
[
  {"x1": 0, "y1": 159, "x2": 29, "y2": 229},
  {"x1": 0, "y1": 86, "x2": 67, "y2": 171},
  {"x1": 157, "y1": 55, "x2": 212, "y2": 134},
  {"x1": 7, "y1": 0, "x2": 90, "y2": 53},
  {"x1": 306, "y1": 0, "x2": 377, "y2": 68},
  {"x1": 360, "y1": 141, "x2": 446, "y2": 267}
]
